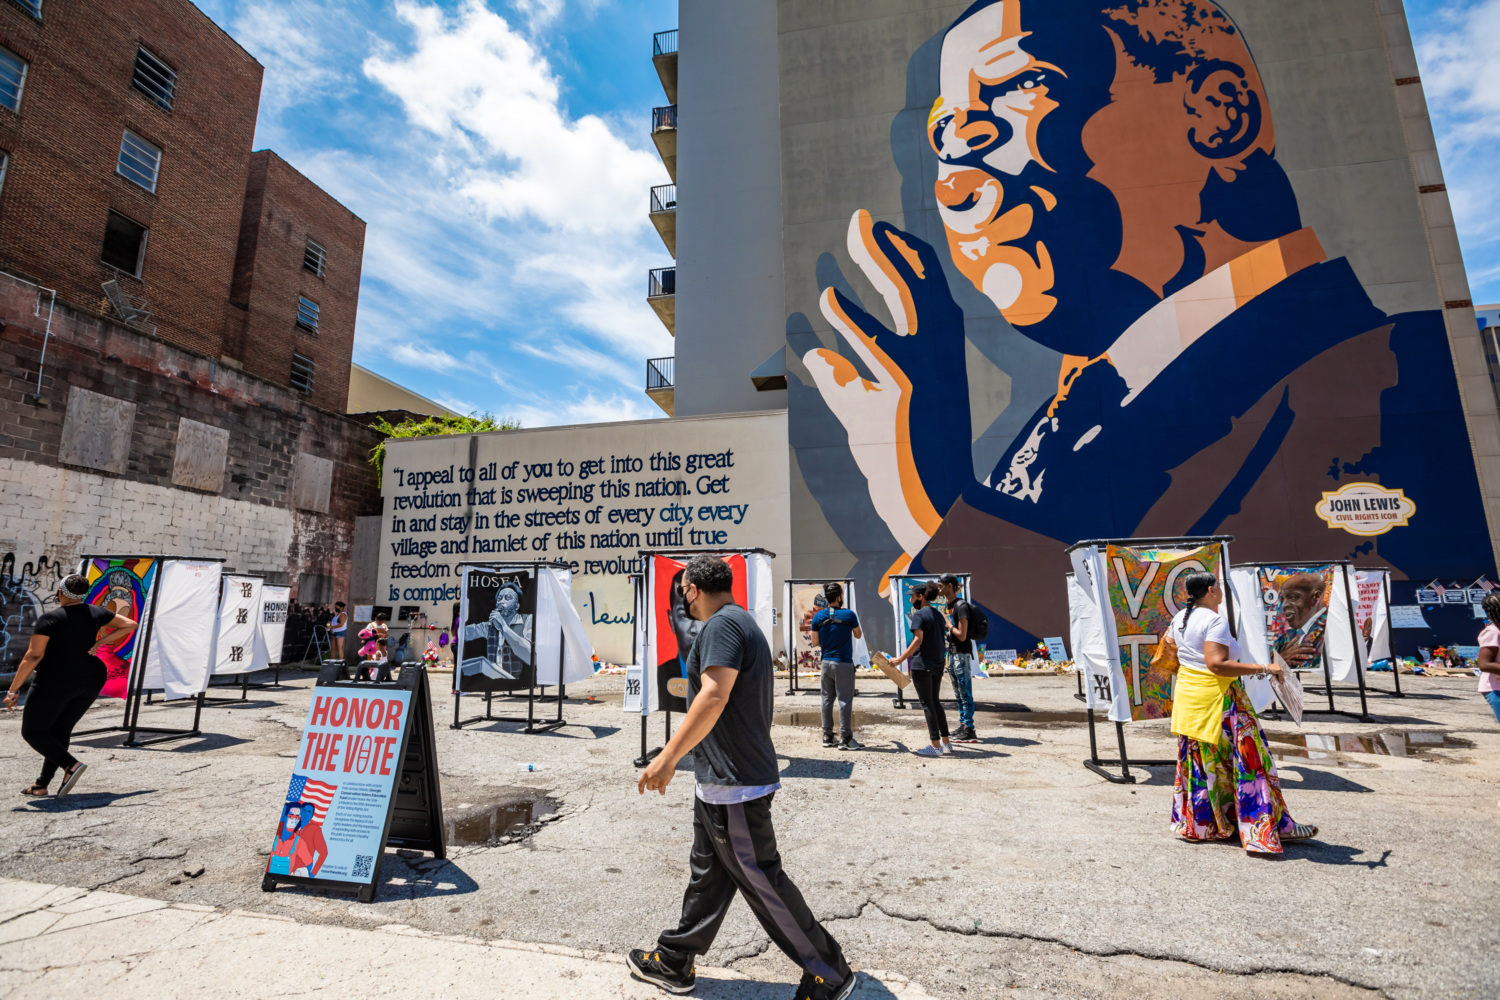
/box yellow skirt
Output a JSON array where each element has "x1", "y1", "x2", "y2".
[{"x1": 1171, "y1": 667, "x2": 1235, "y2": 745}]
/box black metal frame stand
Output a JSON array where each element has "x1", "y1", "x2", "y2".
[
  {"x1": 74, "y1": 554, "x2": 218, "y2": 747},
  {"x1": 451, "y1": 682, "x2": 566, "y2": 733},
  {"x1": 203, "y1": 663, "x2": 285, "y2": 704},
  {"x1": 1083, "y1": 709, "x2": 1175, "y2": 784},
  {"x1": 633, "y1": 709, "x2": 674, "y2": 767},
  {"x1": 1066, "y1": 536, "x2": 1233, "y2": 782},
  {"x1": 783, "y1": 577, "x2": 854, "y2": 696}
]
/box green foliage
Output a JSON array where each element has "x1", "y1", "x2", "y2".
[{"x1": 368, "y1": 412, "x2": 520, "y2": 480}]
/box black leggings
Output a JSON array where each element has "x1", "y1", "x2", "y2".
[
  {"x1": 22, "y1": 676, "x2": 103, "y2": 787},
  {"x1": 910, "y1": 668, "x2": 949, "y2": 741}
]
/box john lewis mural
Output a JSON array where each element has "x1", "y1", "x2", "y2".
[{"x1": 786, "y1": 0, "x2": 1493, "y2": 650}]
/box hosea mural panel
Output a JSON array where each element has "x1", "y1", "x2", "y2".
[{"x1": 783, "y1": 0, "x2": 1495, "y2": 652}]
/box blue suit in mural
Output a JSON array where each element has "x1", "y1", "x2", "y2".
[{"x1": 789, "y1": 0, "x2": 1492, "y2": 648}]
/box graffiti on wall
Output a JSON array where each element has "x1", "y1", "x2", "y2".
[
  {"x1": 789, "y1": 0, "x2": 1492, "y2": 649},
  {"x1": 0, "y1": 553, "x2": 67, "y2": 672}
]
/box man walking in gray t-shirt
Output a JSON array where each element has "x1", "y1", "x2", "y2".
[{"x1": 630, "y1": 556, "x2": 855, "y2": 1000}]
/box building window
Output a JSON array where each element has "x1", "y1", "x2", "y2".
[
  {"x1": 117, "y1": 130, "x2": 161, "y2": 192},
  {"x1": 290, "y1": 353, "x2": 315, "y2": 394},
  {"x1": 0, "y1": 151, "x2": 8, "y2": 198},
  {"x1": 100, "y1": 210, "x2": 148, "y2": 276},
  {"x1": 9, "y1": 0, "x2": 39, "y2": 20},
  {"x1": 0, "y1": 46, "x2": 27, "y2": 112},
  {"x1": 296, "y1": 296, "x2": 320, "y2": 333},
  {"x1": 132, "y1": 47, "x2": 177, "y2": 111},
  {"x1": 303, "y1": 238, "x2": 326, "y2": 277}
]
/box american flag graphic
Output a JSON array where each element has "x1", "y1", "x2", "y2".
[{"x1": 285, "y1": 774, "x2": 337, "y2": 823}]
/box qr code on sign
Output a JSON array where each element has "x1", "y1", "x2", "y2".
[{"x1": 352, "y1": 854, "x2": 373, "y2": 879}]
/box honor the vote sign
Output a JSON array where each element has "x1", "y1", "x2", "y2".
[{"x1": 267, "y1": 686, "x2": 412, "y2": 891}]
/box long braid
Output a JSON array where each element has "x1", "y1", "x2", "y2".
[
  {"x1": 1178, "y1": 595, "x2": 1198, "y2": 635},
  {"x1": 1483, "y1": 592, "x2": 1500, "y2": 631}
]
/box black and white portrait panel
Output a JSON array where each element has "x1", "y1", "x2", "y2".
[{"x1": 458, "y1": 568, "x2": 536, "y2": 692}]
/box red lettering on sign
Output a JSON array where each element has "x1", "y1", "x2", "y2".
[
  {"x1": 378, "y1": 736, "x2": 397, "y2": 775},
  {"x1": 310, "y1": 697, "x2": 331, "y2": 727},
  {"x1": 343, "y1": 733, "x2": 363, "y2": 772},
  {"x1": 308, "y1": 732, "x2": 330, "y2": 770},
  {"x1": 329, "y1": 697, "x2": 349, "y2": 727},
  {"x1": 384, "y1": 699, "x2": 404, "y2": 731},
  {"x1": 326, "y1": 734, "x2": 343, "y2": 768},
  {"x1": 367, "y1": 699, "x2": 385, "y2": 729},
  {"x1": 301, "y1": 731, "x2": 322, "y2": 768},
  {"x1": 348, "y1": 697, "x2": 367, "y2": 729},
  {"x1": 355, "y1": 735, "x2": 372, "y2": 774}
]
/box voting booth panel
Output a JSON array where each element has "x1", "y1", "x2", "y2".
[
  {"x1": 256, "y1": 585, "x2": 290, "y2": 668},
  {"x1": 76, "y1": 555, "x2": 224, "y2": 747},
  {"x1": 632, "y1": 549, "x2": 775, "y2": 766},
  {"x1": 213, "y1": 575, "x2": 264, "y2": 677},
  {"x1": 451, "y1": 561, "x2": 595, "y2": 732},
  {"x1": 142, "y1": 560, "x2": 223, "y2": 700},
  {"x1": 782, "y1": 578, "x2": 868, "y2": 695}
]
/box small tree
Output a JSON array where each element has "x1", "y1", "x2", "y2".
[{"x1": 368, "y1": 412, "x2": 520, "y2": 481}]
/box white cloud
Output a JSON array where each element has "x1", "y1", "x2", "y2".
[
  {"x1": 509, "y1": 390, "x2": 662, "y2": 428},
  {"x1": 210, "y1": 0, "x2": 675, "y2": 420},
  {"x1": 363, "y1": 1, "x2": 665, "y2": 234}
]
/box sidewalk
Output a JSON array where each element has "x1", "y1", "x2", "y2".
[{"x1": 0, "y1": 878, "x2": 929, "y2": 999}]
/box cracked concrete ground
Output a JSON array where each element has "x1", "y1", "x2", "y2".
[{"x1": 0, "y1": 671, "x2": 1495, "y2": 999}]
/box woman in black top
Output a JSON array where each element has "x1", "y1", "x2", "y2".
[{"x1": 5, "y1": 574, "x2": 136, "y2": 797}]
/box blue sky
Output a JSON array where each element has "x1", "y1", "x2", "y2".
[
  {"x1": 193, "y1": 0, "x2": 1500, "y2": 426},
  {"x1": 195, "y1": 0, "x2": 677, "y2": 426}
]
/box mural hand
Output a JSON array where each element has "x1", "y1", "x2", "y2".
[{"x1": 800, "y1": 211, "x2": 973, "y2": 567}]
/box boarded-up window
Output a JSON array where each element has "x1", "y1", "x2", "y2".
[
  {"x1": 171, "y1": 417, "x2": 228, "y2": 492},
  {"x1": 291, "y1": 451, "x2": 333, "y2": 513},
  {"x1": 58, "y1": 387, "x2": 136, "y2": 474},
  {"x1": 299, "y1": 573, "x2": 335, "y2": 605}
]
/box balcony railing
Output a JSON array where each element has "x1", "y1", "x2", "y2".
[
  {"x1": 653, "y1": 29, "x2": 678, "y2": 58},
  {"x1": 649, "y1": 266, "x2": 675, "y2": 298},
  {"x1": 650, "y1": 184, "x2": 676, "y2": 214},
  {"x1": 652, "y1": 104, "x2": 677, "y2": 133},
  {"x1": 647, "y1": 356, "x2": 674, "y2": 391}
]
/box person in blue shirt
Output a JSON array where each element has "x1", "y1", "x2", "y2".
[{"x1": 810, "y1": 583, "x2": 862, "y2": 750}]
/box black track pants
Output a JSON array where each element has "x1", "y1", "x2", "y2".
[
  {"x1": 910, "y1": 668, "x2": 949, "y2": 741},
  {"x1": 22, "y1": 669, "x2": 103, "y2": 787},
  {"x1": 657, "y1": 793, "x2": 851, "y2": 988}
]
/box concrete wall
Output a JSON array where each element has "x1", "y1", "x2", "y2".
[
  {"x1": 778, "y1": 0, "x2": 1498, "y2": 650},
  {"x1": 376, "y1": 410, "x2": 790, "y2": 663},
  {"x1": 673, "y1": 0, "x2": 786, "y2": 417}
]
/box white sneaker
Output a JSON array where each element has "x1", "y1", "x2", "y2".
[
  {"x1": 916, "y1": 745, "x2": 943, "y2": 757},
  {"x1": 941, "y1": 741, "x2": 955, "y2": 754}
]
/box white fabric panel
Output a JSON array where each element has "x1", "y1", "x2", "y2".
[
  {"x1": 1357, "y1": 569, "x2": 1392, "y2": 662},
  {"x1": 745, "y1": 551, "x2": 776, "y2": 649},
  {"x1": 534, "y1": 568, "x2": 595, "y2": 685},
  {"x1": 1228, "y1": 567, "x2": 1273, "y2": 712},
  {"x1": 780, "y1": 581, "x2": 793, "y2": 668},
  {"x1": 1324, "y1": 566, "x2": 1366, "y2": 683},
  {"x1": 256, "y1": 585, "x2": 291, "y2": 666},
  {"x1": 142, "y1": 560, "x2": 222, "y2": 699},
  {"x1": 1069, "y1": 546, "x2": 1131, "y2": 721},
  {"x1": 212, "y1": 575, "x2": 263, "y2": 676},
  {"x1": 1066, "y1": 572, "x2": 1112, "y2": 710},
  {"x1": 847, "y1": 583, "x2": 871, "y2": 667},
  {"x1": 638, "y1": 562, "x2": 655, "y2": 716}
]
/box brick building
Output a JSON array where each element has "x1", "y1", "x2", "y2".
[
  {"x1": 0, "y1": 0, "x2": 384, "y2": 668},
  {"x1": 226, "y1": 151, "x2": 365, "y2": 413}
]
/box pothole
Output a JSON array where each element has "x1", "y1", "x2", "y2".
[
  {"x1": 1265, "y1": 730, "x2": 1474, "y2": 763},
  {"x1": 444, "y1": 792, "x2": 558, "y2": 847}
]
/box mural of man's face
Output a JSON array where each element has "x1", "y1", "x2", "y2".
[
  {"x1": 495, "y1": 586, "x2": 520, "y2": 618},
  {"x1": 283, "y1": 807, "x2": 301, "y2": 833},
  {"x1": 1278, "y1": 573, "x2": 1326, "y2": 630},
  {"x1": 928, "y1": 0, "x2": 1275, "y2": 355}
]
